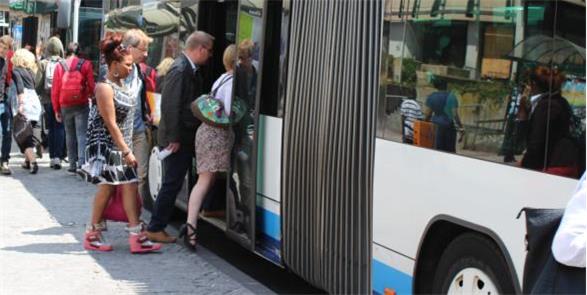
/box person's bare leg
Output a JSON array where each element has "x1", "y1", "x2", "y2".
[
  {"x1": 185, "y1": 172, "x2": 216, "y2": 245},
  {"x1": 91, "y1": 184, "x2": 114, "y2": 225},
  {"x1": 122, "y1": 183, "x2": 140, "y2": 227},
  {"x1": 24, "y1": 147, "x2": 36, "y2": 163}
]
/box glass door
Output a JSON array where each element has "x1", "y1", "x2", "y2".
[{"x1": 225, "y1": 0, "x2": 267, "y2": 250}]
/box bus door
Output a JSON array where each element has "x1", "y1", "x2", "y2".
[
  {"x1": 195, "y1": 0, "x2": 261, "y2": 250},
  {"x1": 223, "y1": 0, "x2": 269, "y2": 250}
]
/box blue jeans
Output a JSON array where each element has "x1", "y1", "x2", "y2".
[
  {"x1": 147, "y1": 148, "x2": 193, "y2": 232},
  {"x1": 0, "y1": 99, "x2": 12, "y2": 162},
  {"x1": 44, "y1": 103, "x2": 66, "y2": 159},
  {"x1": 62, "y1": 105, "x2": 89, "y2": 170}
]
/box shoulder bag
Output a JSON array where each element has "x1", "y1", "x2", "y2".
[
  {"x1": 191, "y1": 75, "x2": 247, "y2": 127},
  {"x1": 518, "y1": 207, "x2": 586, "y2": 294}
]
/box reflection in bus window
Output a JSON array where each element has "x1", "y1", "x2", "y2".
[
  {"x1": 520, "y1": 66, "x2": 583, "y2": 178},
  {"x1": 229, "y1": 0, "x2": 265, "y2": 237},
  {"x1": 378, "y1": 0, "x2": 585, "y2": 178}
]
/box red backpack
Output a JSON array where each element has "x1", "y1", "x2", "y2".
[{"x1": 59, "y1": 58, "x2": 86, "y2": 104}]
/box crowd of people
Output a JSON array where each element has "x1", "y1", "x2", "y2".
[
  {"x1": 1, "y1": 29, "x2": 583, "y2": 285},
  {"x1": 0, "y1": 28, "x2": 245, "y2": 254}
]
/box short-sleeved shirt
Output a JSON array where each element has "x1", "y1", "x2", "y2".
[
  {"x1": 400, "y1": 99, "x2": 424, "y2": 140},
  {"x1": 12, "y1": 67, "x2": 36, "y2": 95},
  {"x1": 426, "y1": 91, "x2": 459, "y2": 127}
]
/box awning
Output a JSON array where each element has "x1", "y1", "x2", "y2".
[
  {"x1": 506, "y1": 34, "x2": 586, "y2": 76},
  {"x1": 104, "y1": 2, "x2": 180, "y2": 37},
  {"x1": 9, "y1": 0, "x2": 57, "y2": 14}
]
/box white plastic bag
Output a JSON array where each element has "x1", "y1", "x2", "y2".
[{"x1": 21, "y1": 88, "x2": 42, "y2": 121}]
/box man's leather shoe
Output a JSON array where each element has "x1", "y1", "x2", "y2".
[{"x1": 146, "y1": 230, "x2": 177, "y2": 243}]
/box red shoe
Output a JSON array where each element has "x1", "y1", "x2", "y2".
[
  {"x1": 83, "y1": 228, "x2": 113, "y2": 252},
  {"x1": 128, "y1": 224, "x2": 162, "y2": 254}
]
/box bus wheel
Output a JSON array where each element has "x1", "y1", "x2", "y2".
[
  {"x1": 431, "y1": 233, "x2": 515, "y2": 294},
  {"x1": 144, "y1": 146, "x2": 164, "y2": 211}
]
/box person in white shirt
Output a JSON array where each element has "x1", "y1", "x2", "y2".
[{"x1": 552, "y1": 173, "x2": 586, "y2": 267}]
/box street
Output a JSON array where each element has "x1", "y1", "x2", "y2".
[{"x1": 0, "y1": 150, "x2": 321, "y2": 294}]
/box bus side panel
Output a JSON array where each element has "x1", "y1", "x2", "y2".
[
  {"x1": 372, "y1": 139, "x2": 577, "y2": 288},
  {"x1": 257, "y1": 115, "x2": 282, "y2": 202},
  {"x1": 256, "y1": 115, "x2": 283, "y2": 263},
  {"x1": 372, "y1": 243, "x2": 414, "y2": 295}
]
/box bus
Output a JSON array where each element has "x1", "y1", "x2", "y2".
[{"x1": 102, "y1": 0, "x2": 586, "y2": 294}]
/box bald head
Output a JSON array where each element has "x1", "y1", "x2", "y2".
[
  {"x1": 185, "y1": 31, "x2": 215, "y2": 66},
  {"x1": 186, "y1": 31, "x2": 214, "y2": 51}
]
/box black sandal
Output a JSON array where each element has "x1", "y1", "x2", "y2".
[{"x1": 178, "y1": 223, "x2": 197, "y2": 251}]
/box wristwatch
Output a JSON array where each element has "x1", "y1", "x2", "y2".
[{"x1": 122, "y1": 150, "x2": 131, "y2": 157}]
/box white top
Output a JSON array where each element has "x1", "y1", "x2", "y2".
[
  {"x1": 552, "y1": 173, "x2": 586, "y2": 267},
  {"x1": 211, "y1": 73, "x2": 233, "y2": 116},
  {"x1": 400, "y1": 99, "x2": 424, "y2": 140},
  {"x1": 183, "y1": 52, "x2": 196, "y2": 71}
]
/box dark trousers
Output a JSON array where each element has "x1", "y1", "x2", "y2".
[
  {"x1": 434, "y1": 124, "x2": 457, "y2": 153},
  {"x1": 147, "y1": 148, "x2": 193, "y2": 232},
  {"x1": 0, "y1": 100, "x2": 12, "y2": 162},
  {"x1": 43, "y1": 103, "x2": 66, "y2": 159}
]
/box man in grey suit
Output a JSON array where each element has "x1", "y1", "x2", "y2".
[{"x1": 146, "y1": 31, "x2": 214, "y2": 243}]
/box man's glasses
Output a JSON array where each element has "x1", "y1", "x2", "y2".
[{"x1": 133, "y1": 46, "x2": 148, "y2": 53}]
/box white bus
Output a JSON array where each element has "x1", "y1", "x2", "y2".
[{"x1": 104, "y1": 0, "x2": 585, "y2": 293}]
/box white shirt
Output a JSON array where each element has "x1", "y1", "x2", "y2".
[
  {"x1": 211, "y1": 73, "x2": 233, "y2": 116},
  {"x1": 183, "y1": 52, "x2": 196, "y2": 71},
  {"x1": 400, "y1": 99, "x2": 424, "y2": 140},
  {"x1": 552, "y1": 173, "x2": 586, "y2": 267}
]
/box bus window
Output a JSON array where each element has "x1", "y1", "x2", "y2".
[
  {"x1": 78, "y1": 4, "x2": 102, "y2": 72},
  {"x1": 377, "y1": 0, "x2": 585, "y2": 177},
  {"x1": 143, "y1": 1, "x2": 180, "y2": 72},
  {"x1": 228, "y1": 0, "x2": 266, "y2": 241},
  {"x1": 522, "y1": 0, "x2": 586, "y2": 179},
  {"x1": 259, "y1": 0, "x2": 286, "y2": 118}
]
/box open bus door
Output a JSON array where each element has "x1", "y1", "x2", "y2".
[{"x1": 196, "y1": 0, "x2": 265, "y2": 251}]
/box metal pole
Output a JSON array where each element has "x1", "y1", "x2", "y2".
[
  {"x1": 398, "y1": 0, "x2": 410, "y2": 84},
  {"x1": 72, "y1": 0, "x2": 80, "y2": 42}
]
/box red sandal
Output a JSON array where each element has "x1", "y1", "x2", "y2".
[
  {"x1": 128, "y1": 224, "x2": 162, "y2": 254},
  {"x1": 83, "y1": 225, "x2": 113, "y2": 252}
]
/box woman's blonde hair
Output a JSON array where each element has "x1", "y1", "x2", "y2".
[
  {"x1": 238, "y1": 39, "x2": 254, "y2": 58},
  {"x1": 11, "y1": 49, "x2": 37, "y2": 73},
  {"x1": 0, "y1": 35, "x2": 13, "y2": 50},
  {"x1": 223, "y1": 45, "x2": 236, "y2": 71},
  {"x1": 156, "y1": 57, "x2": 175, "y2": 77}
]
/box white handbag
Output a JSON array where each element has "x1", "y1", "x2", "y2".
[{"x1": 21, "y1": 88, "x2": 42, "y2": 121}]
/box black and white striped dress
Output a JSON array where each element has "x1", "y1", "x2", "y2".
[{"x1": 82, "y1": 80, "x2": 137, "y2": 185}]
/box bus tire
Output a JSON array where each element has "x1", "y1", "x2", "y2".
[{"x1": 431, "y1": 232, "x2": 515, "y2": 294}]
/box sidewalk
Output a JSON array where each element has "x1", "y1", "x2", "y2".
[{"x1": 0, "y1": 152, "x2": 269, "y2": 294}]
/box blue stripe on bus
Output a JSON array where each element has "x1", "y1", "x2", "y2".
[
  {"x1": 372, "y1": 259, "x2": 412, "y2": 295},
  {"x1": 255, "y1": 206, "x2": 281, "y2": 241}
]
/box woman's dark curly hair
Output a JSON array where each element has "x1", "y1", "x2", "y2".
[
  {"x1": 99, "y1": 35, "x2": 130, "y2": 66},
  {"x1": 529, "y1": 65, "x2": 566, "y2": 92}
]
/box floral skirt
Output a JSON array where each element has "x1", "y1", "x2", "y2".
[{"x1": 195, "y1": 123, "x2": 234, "y2": 173}]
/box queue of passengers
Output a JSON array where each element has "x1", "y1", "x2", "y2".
[{"x1": 1, "y1": 28, "x2": 248, "y2": 253}]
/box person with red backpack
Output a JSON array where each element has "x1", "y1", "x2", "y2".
[{"x1": 51, "y1": 42, "x2": 95, "y2": 174}]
